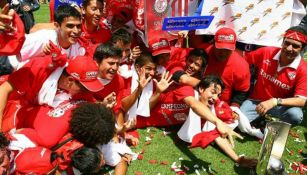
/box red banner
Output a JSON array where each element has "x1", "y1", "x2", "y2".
[{"x1": 145, "y1": 0, "x2": 198, "y2": 47}]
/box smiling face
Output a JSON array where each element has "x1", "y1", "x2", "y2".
[
  {"x1": 136, "y1": 62, "x2": 157, "y2": 79},
  {"x1": 198, "y1": 83, "x2": 222, "y2": 108},
  {"x1": 56, "y1": 16, "x2": 82, "y2": 49},
  {"x1": 83, "y1": 0, "x2": 103, "y2": 28},
  {"x1": 280, "y1": 38, "x2": 303, "y2": 65},
  {"x1": 97, "y1": 57, "x2": 120, "y2": 80},
  {"x1": 185, "y1": 56, "x2": 203, "y2": 76}
]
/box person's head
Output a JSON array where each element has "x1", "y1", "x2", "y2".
[
  {"x1": 198, "y1": 75, "x2": 225, "y2": 108},
  {"x1": 213, "y1": 27, "x2": 236, "y2": 61},
  {"x1": 0, "y1": 133, "x2": 10, "y2": 175},
  {"x1": 54, "y1": 5, "x2": 82, "y2": 48},
  {"x1": 58, "y1": 56, "x2": 104, "y2": 96},
  {"x1": 135, "y1": 52, "x2": 156, "y2": 79},
  {"x1": 94, "y1": 42, "x2": 122, "y2": 80},
  {"x1": 150, "y1": 38, "x2": 171, "y2": 66},
  {"x1": 70, "y1": 103, "x2": 116, "y2": 146},
  {"x1": 71, "y1": 147, "x2": 105, "y2": 174},
  {"x1": 185, "y1": 48, "x2": 208, "y2": 77},
  {"x1": 81, "y1": 0, "x2": 104, "y2": 28},
  {"x1": 111, "y1": 28, "x2": 132, "y2": 60},
  {"x1": 280, "y1": 26, "x2": 306, "y2": 64}
]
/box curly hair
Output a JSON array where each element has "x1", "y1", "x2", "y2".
[
  {"x1": 70, "y1": 103, "x2": 116, "y2": 147},
  {"x1": 0, "y1": 132, "x2": 9, "y2": 149}
]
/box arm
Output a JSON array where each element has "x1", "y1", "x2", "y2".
[
  {"x1": 0, "y1": 81, "x2": 14, "y2": 131},
  {"x1": 121, "y1": 86, "x2": 143, "y2": 112},
  {"x1": 183, "y1": 96, "x2": 230, "y2": 136},
  {"x1": 256, "y1": 97, "x2": 306, "y2": 116},
  {"x1": 114, "y1": 158, "x2": 128, "y2": 175},
  {"x1": 172, "y1": 71, "x2": 200, "y2": 87}
]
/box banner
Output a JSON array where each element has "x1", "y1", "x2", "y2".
[
  {"x1": 145, "y1": 0, "x2": 198, "y2": 47},
  {"x1": 195, "y1": 0, "x2": 306, "y2": 47}
]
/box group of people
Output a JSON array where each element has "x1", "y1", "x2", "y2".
[{"x1": 0, "y1": 0, "x2": 306, "y2": 174}]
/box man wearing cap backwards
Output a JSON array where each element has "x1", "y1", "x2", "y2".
[
  {"x1": 0, "y1": 54, "x2": 104, "y2": 132},
  {"x1": 240, "y1": 26, "x2": 307, "y2": 125}
]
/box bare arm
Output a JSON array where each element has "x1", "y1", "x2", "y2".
[
  {"x1": 178, "y1": 74, "x2": 200, "y2": 87},
  {"x1": 0, "y1": 81, "x2": 14, "y2": 131}
]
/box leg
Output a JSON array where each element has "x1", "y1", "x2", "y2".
[
  {"x1": 240, "y1": 99, "x2": 261, "y2": 122},
  {"x1": 268, "y1": 106, "x2": 303, "y2": 125}
]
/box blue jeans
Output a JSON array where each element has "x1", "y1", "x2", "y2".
[{"x1": 240, "y1": 99, "x2": 303, "y2": 125}]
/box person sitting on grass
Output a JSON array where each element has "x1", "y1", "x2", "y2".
[{"x1": 187, "y1": 75, "x2": 258, "y2": 168}]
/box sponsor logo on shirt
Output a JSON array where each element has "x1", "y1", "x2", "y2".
[
  {"x1": 161, "y1": 103, "x2": 189, "y2": 111},
  {"x1": 260, "y1": 69, "x2": 291, "y2": 90},
  {"x1": 263, "y1": 59, "x2": 271, "y2": 66}
]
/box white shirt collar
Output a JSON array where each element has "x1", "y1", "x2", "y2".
[{"x1": 272, "y1": 50, "x2": 301, "y2": 72}]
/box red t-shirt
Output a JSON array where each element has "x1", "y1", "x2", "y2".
[
  {"x1": 81, "y1": 19, "x2": 112, "y2": 44},
  {"x1": 203, "y1": 44, "x2": 250, "y2": 104},
  {"x1": 137, "y1": 84, "x2": 194, "y2": 128},
  {"x1": 18, "y1": 100, "x2": 82, "y2": 149},
  {"x1": 245, "y1": 47, "x2": 307, "y2": 100},
  {"x1": 8, "y1": 56, "x2": 57, "y2": 105},
  {"x1": 95, "y1": 74, "x2": 125, "y2": 113}
]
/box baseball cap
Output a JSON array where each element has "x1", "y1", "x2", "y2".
[
  {"x1": 214, "y1": 27, "x2": 236, "y2": 50},
  {"x1": 66, "y1": 56, "x2": 104, "y2": 92},
  {"x1": 149, "y1": 38, "x2": 171, "y2": 56}
]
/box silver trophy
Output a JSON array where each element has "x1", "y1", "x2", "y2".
[{"x1": 256, "y1": 121, "x2": 291, "y2": 175}]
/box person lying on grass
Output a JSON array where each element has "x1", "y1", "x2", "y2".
[{"x1": 187, "y1": 75, "x2": 257, "y2": 168}]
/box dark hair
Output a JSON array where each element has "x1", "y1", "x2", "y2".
[
  {"x1": 54, "y1": 5, "x2": 81, "y2": 25},
  {"x1": 94, "y1": 42, "x2": 122, "y2": 64},
  {"x1": 111, "y1": 28, "x2": 132, "y2": 45},
  {"x1": 71, "y1": 147, "x2": 102, "y2": 173},
  {"x1": 82, "y1": 0, "x2": 104, "y2": 8},
  {"x1": 285, "y1": 25, "x2": 307, "y2": 47},
  {"x1": 198, "y1": 75, "x2": 225, "y2": 91},
  {"x1": 0, "y1": 132, "x2": 9, "y2": 149},
  {"x1": 135, "y1": 52, "x2": 154, "y2": 67},
  {"x1": 188, "y1": 48, "x2": 208, "y2": 68},
  {"x1": 70, "y1": 103, "x2": 116, "y2": 146}
]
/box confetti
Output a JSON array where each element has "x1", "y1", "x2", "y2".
[
  {"x1": 135, "y1": 172, "x2": 143, "y2": 175},
  {"x1": 195, "y1": 169, "x2": 201, "y2": 175},
  {"x1": 160, "y1": 160, "x2": 169, "y2": 165},
  {"x1": 145, "y1": 137, "x2": 152, "y2": 141},
  {"x1": 137, "y1": 154, "x2": 143, "y2": 160},
  {"x1": 221, "y1": 160, "x2": 226, "y2": 163},
  {"x1": 145, "y1": 141, "x2": 151, "y2": 145},
  {"x1": 149, "y1": 159, "x2": 157, "y2": 164},
  {"x1": 194, "y1": 164, "x2": 199, "y2": 169}
]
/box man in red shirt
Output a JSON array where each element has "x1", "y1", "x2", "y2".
[
  {"x1": 203, "y1": 27, "x2": 250, "y2": 107},
  {"x1": 241, "y1": 26, "x2": 307, "y2": 125}
]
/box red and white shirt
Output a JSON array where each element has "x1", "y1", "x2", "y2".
[
  {"x1": 95, "y1": 74, "x2": 126, "y2": 114},
  {"x1": 245, "y1": 47, "x2": 307, "y2": 101},
  {"x1": 203, "y1": 44, "x2": 250, "y2": 104},
  {"x1": 137, "y1": 84, "x2": 194, "y2": 128}
]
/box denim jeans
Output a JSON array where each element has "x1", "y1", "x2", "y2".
[{"x1": 240, "y1": 99, "x2": 303, "y2": 125}]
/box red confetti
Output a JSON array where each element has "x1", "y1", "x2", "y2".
[
  {"x1": 298, "y1": 149, "x2": 303, "y2": 154},
  {"x1": 160, "y1": 160, "x2": 169, "y2": 165},
  {"x1": 149, "y1": 159, "x2": 157, "y2": 164},
  {"x1": 289, "y1": 151, "x2": 294, "y2": 155},
  {"x1": 289, "y1": 131, "x2": 300, "y2": 138},
  {"x1": 176, "y1": 171, "x2": 186, "y2": 175},
  {"x1": 137, "y1": 154, "x2": 143, "y2": 160},
  {"x1": 209, "y1": 173, "x2": 215, "y2": 175},
  {"x1": 145, "y1": 141, "x2": 151, "y2": 145},
  {"x1": 141, "y1": 149, "x2": 145, "y2": 154},
  {"x1": 135, "y1": 172, "x2": 143, "y2": 175},
  {"x1": 149, "y1": 133, "x2": 154, "y2": 138},
  {"x1": 221, "y1": 160, "x2": 226, "y2": 163}
]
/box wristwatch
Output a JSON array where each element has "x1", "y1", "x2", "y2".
[{"x1": 277, "y1": 98, "x2": 282, "y2": 106}]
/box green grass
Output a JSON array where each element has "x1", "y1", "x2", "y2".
[{"x1": 33, "y1": 6, "x2": 306, "y2": 174}]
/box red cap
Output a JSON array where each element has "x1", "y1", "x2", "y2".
[
  {"x1": 214, "y1": 27, "x2": 236, "y2": 50},
  {"x1": 15, "y1": 147, "x2": 56, "y2": 174},
  {"x1": 149, "y1": 38, "x2": 171, "y2": 56},
  {"x1": 66, "y1": 56, "x2": 104, "y2": 92}
]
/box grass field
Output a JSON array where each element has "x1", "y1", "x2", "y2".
[{"x1": 34, "y1": 4, "x2": 306, "y2": 175}]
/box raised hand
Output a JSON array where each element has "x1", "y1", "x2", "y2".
[
  {"x1": 0, "y1": 4, "x2": 14, "y2": 32},
  {"x1": 153, "y1": 71, "x2": 173, "y2": 93},
  {"x1": 137, "y1": 68, "x2": 152, "y2": 90}
]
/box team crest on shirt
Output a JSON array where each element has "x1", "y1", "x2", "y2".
[
  {"x1": 48, "y1": 108, "x2": 65, "y2": 118},
  {"x1": 287, "y1": 71, "x2": 296, "y2": 80}
]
